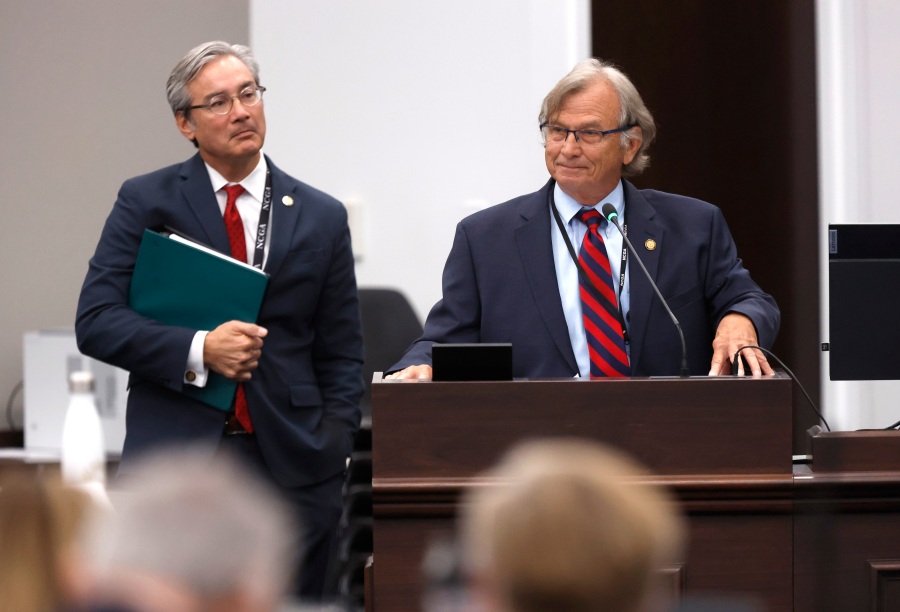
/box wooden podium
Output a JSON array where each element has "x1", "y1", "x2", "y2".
[
  {"x1": 370, "y1": 374, "x2": 795, "y2": 610},
  {"x1": 794, "y1": 429, "x2": 900, "y2": 611}
]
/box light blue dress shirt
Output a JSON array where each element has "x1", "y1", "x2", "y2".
[{"x1": 550, "y1": 180, "x2": 631, "y2": 379}]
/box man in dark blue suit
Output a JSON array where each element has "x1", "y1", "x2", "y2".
[
  {"x1": 76, "y1": 41, "x2": 363, "y2": 600},
  {"x1": 388, "y1": 58, "x2": 779, "y2": 380}
]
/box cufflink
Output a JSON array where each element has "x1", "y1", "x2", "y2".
[{"x1": 185, "y1": 371, "x2": 197, "y2": 382}]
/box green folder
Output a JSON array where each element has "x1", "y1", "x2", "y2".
[{"x1": 128, "y1": 229, "x2": 269, "y2": 411}]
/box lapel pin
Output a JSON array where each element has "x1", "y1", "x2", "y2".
[
  {"x1": 282, "y1": 196, "x2": 294, "y2": 207},
  {"x1": 644, "y1": 238, "x2": 657, "y2": 251}
]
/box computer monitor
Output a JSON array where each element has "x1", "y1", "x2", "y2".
[{"x1": 827, "y1": 224, "x2": 900, "y2": 380}]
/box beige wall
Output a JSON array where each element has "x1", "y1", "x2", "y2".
[{"x1": 0, "y1": 0, "x2": 248, "y2": 429}]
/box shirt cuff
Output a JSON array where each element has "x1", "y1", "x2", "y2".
[{"x1": 184, "y1": 331, "x2": 210, "y2": 387}]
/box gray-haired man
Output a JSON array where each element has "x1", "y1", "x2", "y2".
[{"x1": 76, "y1": 41, "x2": 364, "y2": 600}]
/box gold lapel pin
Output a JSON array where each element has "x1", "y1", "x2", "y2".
[
  {"x1": 282, "y1": 196, "x2": 294, "y2": 207},
  {"x1": 644, "y1": 238, "x2": 657, "y2": 251}
]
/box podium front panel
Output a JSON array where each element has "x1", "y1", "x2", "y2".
[{"x1": 372, "y1": 375, "x2": 793, "y2": 479}]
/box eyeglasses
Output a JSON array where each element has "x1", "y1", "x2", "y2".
[
  {"x1": 540, "y1": 122, "x2": 636, "y2": 146},
  {"x1": 186, "y1": 85, "x2": 267, "y2": 115}
]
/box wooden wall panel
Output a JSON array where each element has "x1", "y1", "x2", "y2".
[{"x1": 590, "y1": 0, "x2": 820, "y2": 451}]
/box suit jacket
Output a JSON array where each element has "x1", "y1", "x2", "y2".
[
  {"x1": 390, "y1": 179, "x2": 779, "y2": 377},
  {"x1": 76, "y1": 154, "x2": 364, "y2": 487}
]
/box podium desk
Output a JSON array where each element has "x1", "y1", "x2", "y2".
[
  {"x1": 794, "y1": 430, "x2": 900, "y2": 611},
  {"x1": 371, "y1": 374, "x2": 795, "y2": 611}
]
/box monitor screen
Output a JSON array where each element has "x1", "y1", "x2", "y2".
[{"x1": 828, "y1": 224, "x2": 900, "y2": 380}]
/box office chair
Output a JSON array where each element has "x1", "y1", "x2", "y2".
[{"x1": 357, "y1": 287, "x2": 423, "y2": 415}]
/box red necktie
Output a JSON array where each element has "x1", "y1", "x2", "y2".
[
  {"x1": 222, "y1": 184, "x2": 254, "y2": 433},
  {"x1": 576, "y1": 208, "x2": 630, "y2": 378}
]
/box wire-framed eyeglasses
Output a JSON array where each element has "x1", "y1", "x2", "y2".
[
  {"x1": 186, "y1": 85, "x2": 267, "y2": 115},
  {"x1": 540, "y1": 122, "x2": 636, "y2": 146}
]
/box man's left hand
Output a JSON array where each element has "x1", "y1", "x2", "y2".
[{"x1": 708, "y1": 313, "x2": 773, "y2": 377}]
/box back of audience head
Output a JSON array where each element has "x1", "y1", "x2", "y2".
[
  {"x1": 0, "y1": 468, "x2": 90, "y2": 612},
  {"x1": 459, "y1": 439, "x2": 685, "y2": 612},
  {"x1": 82, "y1": 446, "x2": 297, "y2": 612}
]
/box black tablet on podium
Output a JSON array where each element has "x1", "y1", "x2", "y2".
[{"x1": 432, "y1": 343, "x2": 513, "y2": 381}]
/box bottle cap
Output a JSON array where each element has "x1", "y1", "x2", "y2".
[{"x1": 69, "y1": 371, "x2": 95, "y2": 393}]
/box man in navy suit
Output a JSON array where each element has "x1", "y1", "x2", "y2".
[
  {"x1": 388, "y1": 58, "x2": 779, "y2": 380},
  {"x1": 76, "y1": 41, "x2": 363, "y2": 600}
]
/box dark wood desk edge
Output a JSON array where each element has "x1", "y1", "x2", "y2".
[
  {"x1": 809, "y1": 429, "x2": 900, "y2": 473},
  {"x1": 372, "y1": 371, "x2": 793, "y2": 384},
  {"x1": 372, "y1": 473, "x2": 797, "y2": 516},
  {"x1": 373, "y1": 467, "x2": 900, "y2": 512}
]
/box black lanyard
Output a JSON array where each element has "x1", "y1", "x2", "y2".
[
  {"x1": 549, "y1": 183, "x2": 630, "y2": 342},
  {"x1": 249, "y1": 169, "x2": 273, "y2": 269}
]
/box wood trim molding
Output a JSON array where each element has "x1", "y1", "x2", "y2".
[{"x1": 868, "y1": 559, "x2": 900, "y2": 612}]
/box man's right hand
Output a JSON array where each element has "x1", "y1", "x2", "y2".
[
  {"x1": 384, "y1": 365, "x2": 433, "y2": 380},
  {"x1": 203, "y1": 321, "x2": 267, "y2": 381}
]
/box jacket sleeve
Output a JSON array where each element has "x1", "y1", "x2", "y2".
[
  {"x1": 75, "y1": 179, "x2": 195, "y2": 391},
  {"x1": 311, "y1": 210, "x2": 365, "y2": 418},
  {"x1": 703, "y1": 206, "x2": 781, "y2": 349}
]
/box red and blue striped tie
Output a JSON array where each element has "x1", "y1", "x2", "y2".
[{"x1": 576, "y1": 208, "x2": 630, "y2": 378}]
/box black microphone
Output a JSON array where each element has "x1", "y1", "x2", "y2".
[{"x1": 601, "y1": 203, "x2": 689, "y2": 377}]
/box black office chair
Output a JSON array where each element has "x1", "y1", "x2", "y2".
[{"x1": 357, "y1": 287, "x2": 424, "y2": 416}]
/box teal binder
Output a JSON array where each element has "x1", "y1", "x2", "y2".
[{"x1": 128, "y1": 229, "x2": 269, "y2": 411}]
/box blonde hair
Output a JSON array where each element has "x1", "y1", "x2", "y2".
[
  {"x1": 461, "y1": 439, "x2": 684, "y2": 612},
  {"x1": 0, "y1": 470, "x2": 89, "y2": 612}
]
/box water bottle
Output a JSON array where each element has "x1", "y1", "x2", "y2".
[{"x1": 61, "y1": 371, "x2": 109, "y2": 505}]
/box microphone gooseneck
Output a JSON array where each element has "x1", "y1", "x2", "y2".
[{"x1": 601, "y1": 204, "x2": 689, "y2": 377}]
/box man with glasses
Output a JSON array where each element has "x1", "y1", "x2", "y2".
[
  {"x1": 76, "y1": 41, "x2": 363, "y2": 601},
  {"x1": 388, "y1": 58, "x2": 778, "y2": 380}
]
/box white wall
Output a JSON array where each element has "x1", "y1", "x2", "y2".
[
  {"x1": 251, "y1": 0, "x2": 591, "y2": 322},
  {"x1": 817, "y1": 0, "x2": 900, "y2": 430}
]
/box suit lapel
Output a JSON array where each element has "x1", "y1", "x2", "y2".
[
  {"x1": 622, "y1": 180, "x2": 663, "y2": 373},
  {"x1": 179, "y1": 154, "x2": 231, "y2": 254},
  {"x1": 261, "y1": 156, "x2": 301, "y2": 277},
  {"x1": 515, "y1": 180, "x2": 579, "y2": 374}
]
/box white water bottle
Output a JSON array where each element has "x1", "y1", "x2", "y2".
[{"x1": 61, "y1": 371, "x2": 109, "y2": 504}]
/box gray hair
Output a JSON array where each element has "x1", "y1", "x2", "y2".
[
  {"x1": 83, "y1": 447, "x2": 297, "y2": 604},
  {"x1": 539, "y1": 58, "x2": 656, "y2": 177},
  {"x1": 166, "y1": 41, "x2": 261, "y2": 118}
]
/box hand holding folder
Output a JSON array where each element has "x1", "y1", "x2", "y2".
[{"x1": 128, "y1": 229, "x2": 269, "y2": 411}]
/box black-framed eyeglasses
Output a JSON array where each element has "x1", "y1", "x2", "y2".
[
  {"x1": 186, "y1": 85, "x2": 266, "y2": 115},
  {"x1": 540, "y1": 122, "x2": 636, "y2": 146}
]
